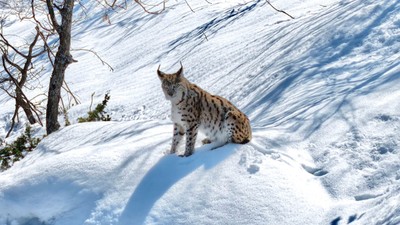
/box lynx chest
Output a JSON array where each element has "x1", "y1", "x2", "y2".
[
  {"x1": 170, "y1": 99, "x2": 200, "y2": 127},
  {"x1": 170, "y1": 105, "x2": 183, "y2": 125}
]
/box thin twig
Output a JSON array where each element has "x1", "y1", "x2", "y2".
[
  {"x1": 77, "y1": 0, "x2": 89, "y2": 18},
  {"x1": 89, "y1": 92, "x2": 95, "y2": 112},
  {"x1": 184, "y1": 0, "x2": 195, "y2": 13},
  {"x1": 19, "y1": 87, "x2": 43, "y2": 125},
  {"x1": 203, "y1": 32, "x2": 209, "y2": 41},
  {"x1": 135, "y1": 0, "x2": 166, "y2": 14},
  {"x1": 0, "y1": 85, "x2": 14, "y2": 98},
  {"x1": 0, "y1": 32, "x2": 27, "y2": 58},
  {"x1": 37, "y1": 29, "x2": 55, "y2": 66},
  {"x1": 62, "y1": 80, "x2": 81, "y2": 105},
  {"x1": 0, "y1": 77, "x2": 12, "y2": 84},
  {"x1": 265, "y1": 0, "x2": 294, "y2": 19},
  {"x1": 31, "y1": 0, "x2": 54, "y2": 33},
  {"x1": 6, "y1": 105, "x2": 19, "y2": 138},
  {"x1": 71, "y1": 48, "x2": 114, "y2": 71}
]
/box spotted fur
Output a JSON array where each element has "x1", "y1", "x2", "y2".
[{"x1": 158, "y1": 64, "x2": 252, "y2": 157}]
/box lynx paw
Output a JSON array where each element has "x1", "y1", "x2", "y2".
[
  {"x1": 179, "y1": 153, "x2": 192, "y2": 157},
  {"x1": 179, "y1": 150, "x2": 193, "y2": 157}
]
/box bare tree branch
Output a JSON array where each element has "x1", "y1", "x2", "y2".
[
  {"x1": 2, "y1": 54, "x2": 20, "y2": 81},
  {"x1": 0, "y1": 77, "x2": 12, "y2": 84},
  {"x1": 71, "y1": 48, "x2": 114, "y2": 71},
  {"x1": 184, "y1": 0, "x2": 195, "y2": 13},
  {"x1": 0, "y1": 86, "x2": 14, "y2": 98},
  {"x1": 31, "y1": 0, "x2": 54, "y2": 33},
  {"x1": 6, "y1": 106, "x2": 19, "y2": 138},
  {"x1": 264, "y1": 0, "x2": 294, "y2": 19},
  {"x1": 0, "y1": 32, "x2": 27, "y2": 58},
  {"x1": 62, "y1": 80, "x2": 80, "y2": 106},
  {"x1": 134, "y1": 0, "x2": 166, "y2": 14},
  {"x1": 37, "y1": 27, "x2": 56, "y2": 66},
  {"x1": 22, "y1": 26, "x2": 41, "y2": 77},
  {"x1": 3, "y1": 0, "x2": 171, "y2": 136},
  {"x1": 45, "y1": 0, "x2": 60, "y2": 32},
  {"x1": 1, "y1": 20, "x2": 46, "y2": 136},
  {"x1": 2, "y1": 54, "x2": 24, "y2": 72}
]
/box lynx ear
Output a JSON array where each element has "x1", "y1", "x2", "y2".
[
  {"x1": 176, "y1": 62, "x2": 183, "y2": 77},
  {"x1": 157, "y1": 65, "x2": 165, "y2": 79}
]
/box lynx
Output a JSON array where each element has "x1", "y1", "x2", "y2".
[{"x1": 157, "y1": 63, "x2": 252, "y2": 157}]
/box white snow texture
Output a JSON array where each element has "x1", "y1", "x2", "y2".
[{"x1": 0, "y1": 0, "x2": 400, "y2": 224}]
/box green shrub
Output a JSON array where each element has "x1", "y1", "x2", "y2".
[
  {"x1": 0, "y1": 125, "x2": 41, "y2": 171},
  {"x1": 78, "y1": 93, "x2": 111, "y2": 123}
]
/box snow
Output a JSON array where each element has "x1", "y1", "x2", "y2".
[{"x1": 1, "y1": 0, "x2": 400, "y2": 224}]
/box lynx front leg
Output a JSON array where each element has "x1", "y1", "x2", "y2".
[
  {"x1": 182, "y1": 122, "x2": 199, "y2": 157},
  {"x1": 171, "y1": 123, "x2": 185, "y2": 154}
]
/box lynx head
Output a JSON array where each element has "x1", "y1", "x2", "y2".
[{"x1": 157, "y1": 63, "x2": 186, "y2": 101}]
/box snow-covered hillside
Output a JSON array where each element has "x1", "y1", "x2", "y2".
[{"x1": 1, "y1": 0, "x2": 400, "y2": 224}]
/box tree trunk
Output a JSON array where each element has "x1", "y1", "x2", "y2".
[{"x1": 46, "y1": 0, "x2": 75, "y2": 135}]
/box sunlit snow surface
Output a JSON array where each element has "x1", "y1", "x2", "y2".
[{"x1": 0, "y1": 0, "x2": 399, "y2": 224}]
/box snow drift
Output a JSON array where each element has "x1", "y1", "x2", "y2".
[{"x1": 0, "y1": 0, "x2": 399, "y2": 224}]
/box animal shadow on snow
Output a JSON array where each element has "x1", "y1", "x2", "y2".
[{"x1": 118, "y1": 143, "x2": 236, "y2": 225}]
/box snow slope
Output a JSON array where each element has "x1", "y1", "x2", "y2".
[{"x1": 1, "y1": 0, "x2": 400, "y2": 224}]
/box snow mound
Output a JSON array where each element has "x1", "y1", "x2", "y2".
[
  {"x1": 0, "y1": 0, "x2": 400, "y2": 224},
  {"x1": 1, "y1": 121, "x2": 332, "y2": 225}
]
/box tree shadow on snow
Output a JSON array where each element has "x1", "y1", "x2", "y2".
[
  {"x1": 241, "y1": 0, "x2": 400, "y2": 140},
  {"x1": 118, "y1": 144, "x2": 235, "y2": 225}
]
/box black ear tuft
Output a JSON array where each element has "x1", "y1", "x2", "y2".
[
  {"x1": 176, "y1": 62, "x2": 183, "y2": 77},
  {"x1": 157, "y1": 65, "x2": 165, "y2": 79}
]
